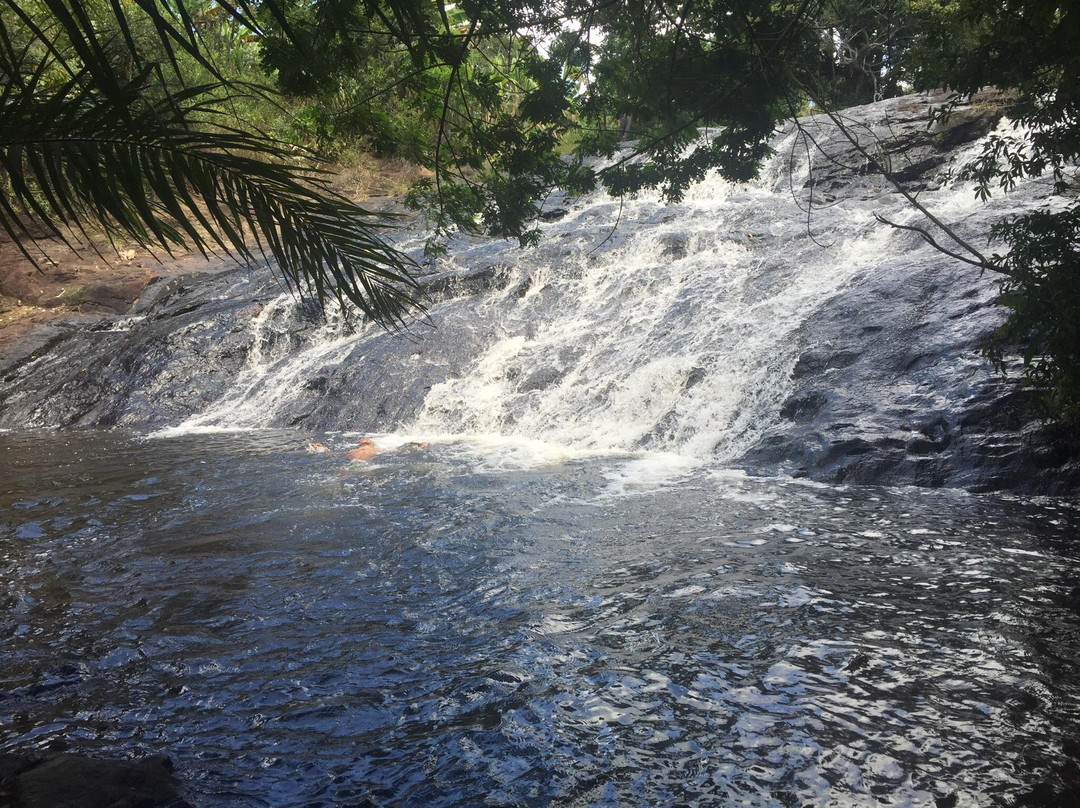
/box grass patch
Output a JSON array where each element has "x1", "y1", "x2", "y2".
[
  {"x1": 327, "y1": 154, "x2": 430, "y2": 201},
  {"x1": 54, "y1": 286, "x2": 86, "y2": 310}
]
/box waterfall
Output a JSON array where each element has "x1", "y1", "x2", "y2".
[
  {"x1": 6, "y1": 93, "x2": 1070, "y2": 488},
  {"x1": 167, "y1": 105, "x2": 984, "y2": 459},
  {"x1": 171, "y1": 294, "x2": 358, "y2": 432},
  {"x1": 407, "y1": 188, "x2": 895, "y2": 459}
]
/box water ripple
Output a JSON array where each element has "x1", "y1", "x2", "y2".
[{"x1": 2, "y1": 431, "x2": 1079, "y2": 806}]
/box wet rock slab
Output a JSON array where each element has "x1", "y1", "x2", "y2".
[
  {"x1": 0, "y1": 90, "x2": 1077, "y2": 491},
  {"x1": 737, "y1": 248, "x2": 1080, "y2": 492},
  {"x1": 0, "y1": 752, "x2": 190, "y2": 808}
]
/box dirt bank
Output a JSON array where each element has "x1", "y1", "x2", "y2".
[
  {"x1": 0, "y1": 192, "x2": 420, "y2": 357},
  {"x1": 0, "y1": 233, "x2": 217, "y2": 355}
]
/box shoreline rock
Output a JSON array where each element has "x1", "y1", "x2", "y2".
[{"x1": 0, "y1": 752, "x2": 190, "y2": 808}]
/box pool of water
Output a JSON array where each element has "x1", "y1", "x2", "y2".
[{"x1": 2, "y1": 430, "x2": 1080, "y2": 806}]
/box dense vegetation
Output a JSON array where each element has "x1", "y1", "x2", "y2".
[
  {"x1": 1, "y1": 1, "x2": 1078, "y2": 422},
  {"x1": 0, "y1": 0, "x2": 421, "y2": 323}
]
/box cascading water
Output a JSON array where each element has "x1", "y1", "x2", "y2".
[
  {"x1": 173, "y1": 293, "x2": 357, "y2": 432},
  {"x1": 404, "y1": 185, "x2": 887, "y2": 460},
  {"x1": 159, "y1": 104, "x2": 992, "y2": 464},
  {"x1": 0, "y1": 92, "x2": 1071, "y2": 489}
]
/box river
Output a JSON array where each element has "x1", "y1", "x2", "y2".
[{"x1": 3, "y1": 429, "x2": 1080, "y2": 806}]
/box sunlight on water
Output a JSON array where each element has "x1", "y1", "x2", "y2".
[{"x1": 3, "y1": 432, "x2": 1080, "y2": 807}]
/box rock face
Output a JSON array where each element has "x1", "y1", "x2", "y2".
[
  {"x1": 0, "y1": 266, "x2": 258, "y2": 429},
  {"x1": 0, "y1": 261, "x2": 512, "y2": 432},
  {"x1": 734, "y1": 92, "x2": 1080, "y2": 492},
  {"x1": 740, "y1": 254, "x2": 1080, "y2": 492},
  {"x1": 0, "y1": 752, "x2": 188, "y2": 808},
  {"x1": 0, "y1": 91, "x2": 1076, "y2": 492}
]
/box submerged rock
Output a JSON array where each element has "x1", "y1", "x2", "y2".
[{"x1": 0, "y1": 752, "x2": 189, "y2": 808}]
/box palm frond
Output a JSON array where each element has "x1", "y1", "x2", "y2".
[{"x1": 0, "y1": 0, "x2": 421, "y2": 326}]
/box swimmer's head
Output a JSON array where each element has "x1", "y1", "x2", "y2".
[{"x1": 357, "y1": 438, "x2": 375, "y2": 447}]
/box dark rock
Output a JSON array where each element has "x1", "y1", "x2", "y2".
[
  {"x1": 0, "y1": 754, "x2": 42, "y2": 808},
  {"x1": 78, "y1": 280, "x2": 149, "y2": 314},
  {"x1": 779, "y1": 391, "x2": 827, "y2": 421},
  {"x1": 418, "y1": 264, "x2": 514, "y2": 301},
  {"x1": 933, "y1": 111, "x2": 996, "y2": 152},
  {"x1": 0, "y1": 753, "x2": 43, "y2": 784},
  {"x1": 890, "y1": 157, "x2": 947, "y2": 185},
  {"x1": 0, "y1": 318, "x2": 103, "y2": 379},
  {"x1": 737, "y1": 244, "x2": 1080, "y2": 492},
  {"x1": 519, "y1": 366, "x2": 563, "y2": 392},
  {"x1": 684, "y1": 366, "x2": 707, "y2": 389},
  {"x1": 1, "y1": 753, "x2": 188, "y2": 808},
  {"x1": 539, "y1": 207, "x2": 569, "y2": 222},
  {"x1": 779, "y1": 89, "x2": 1006, "y2": 198},
  {"x1": 660, "y1": 234, "x2": 689, "y2": 260},
  {"x1": 793, "y1": 350, "x2": 861, "y2": 378}
]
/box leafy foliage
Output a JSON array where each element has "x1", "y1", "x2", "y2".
[
  {"x1": 0, "y1": 1, "x2": 845, "y2": 276},
  {"x1": 0, "y1": 0, "x2": 419, "y2": 324},
  {"x1": 255, "y1": 0, "x2": 828, "y2": 249},
  {"x1": 986, "y1": 208, "x2": 1080, "y2": 423},
  {"x1": 908, "y1": 0, "x2": 1080, "y2": 422},
  {"x1": 813, "y1": 0, "x2": 917, "y2": 105}
]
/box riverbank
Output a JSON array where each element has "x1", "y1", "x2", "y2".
[
  {"x1": 0, "y1": 231, "x2": 225, "y2": 356},
  {"x1": 0, "y1": 150, "x2": 424, "y2": 357}
]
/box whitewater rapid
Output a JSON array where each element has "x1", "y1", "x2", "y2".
[{"x1": 166, "y1": 123, "x2": 932, "y2": 459}]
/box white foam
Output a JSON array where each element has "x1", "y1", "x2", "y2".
[
  {"x1": 151, "y1": 424, "x2": 273, "y2": 438},
  {"x1": 599, "y1": 453, "x2": 702, "y2": 496},
  {"x1": 169, "y1": 294, "x2": 362, "y2": 432},
  {"x1": 382, "y1": 431, "x2": 617, "y2": 472}
]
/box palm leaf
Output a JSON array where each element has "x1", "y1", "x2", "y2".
[{"x1": 0, "y1": 0, "x2": 421, "y2": 326}]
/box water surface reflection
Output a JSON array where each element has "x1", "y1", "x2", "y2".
[{"x1": 2, "y1": 431, "x2": 1079, "y2": 806}]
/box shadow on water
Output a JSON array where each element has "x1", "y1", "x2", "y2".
[{"x1": 2, "y1": 430, "x2": 1080, "y2": 806}]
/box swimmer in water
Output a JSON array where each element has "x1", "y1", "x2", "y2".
[
  {"x1": 346, "y1": 437, "x2": 380, "y2": 461},
  {"x1": 308, "y1": 437, "x2": 426, "y2": 461}
]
